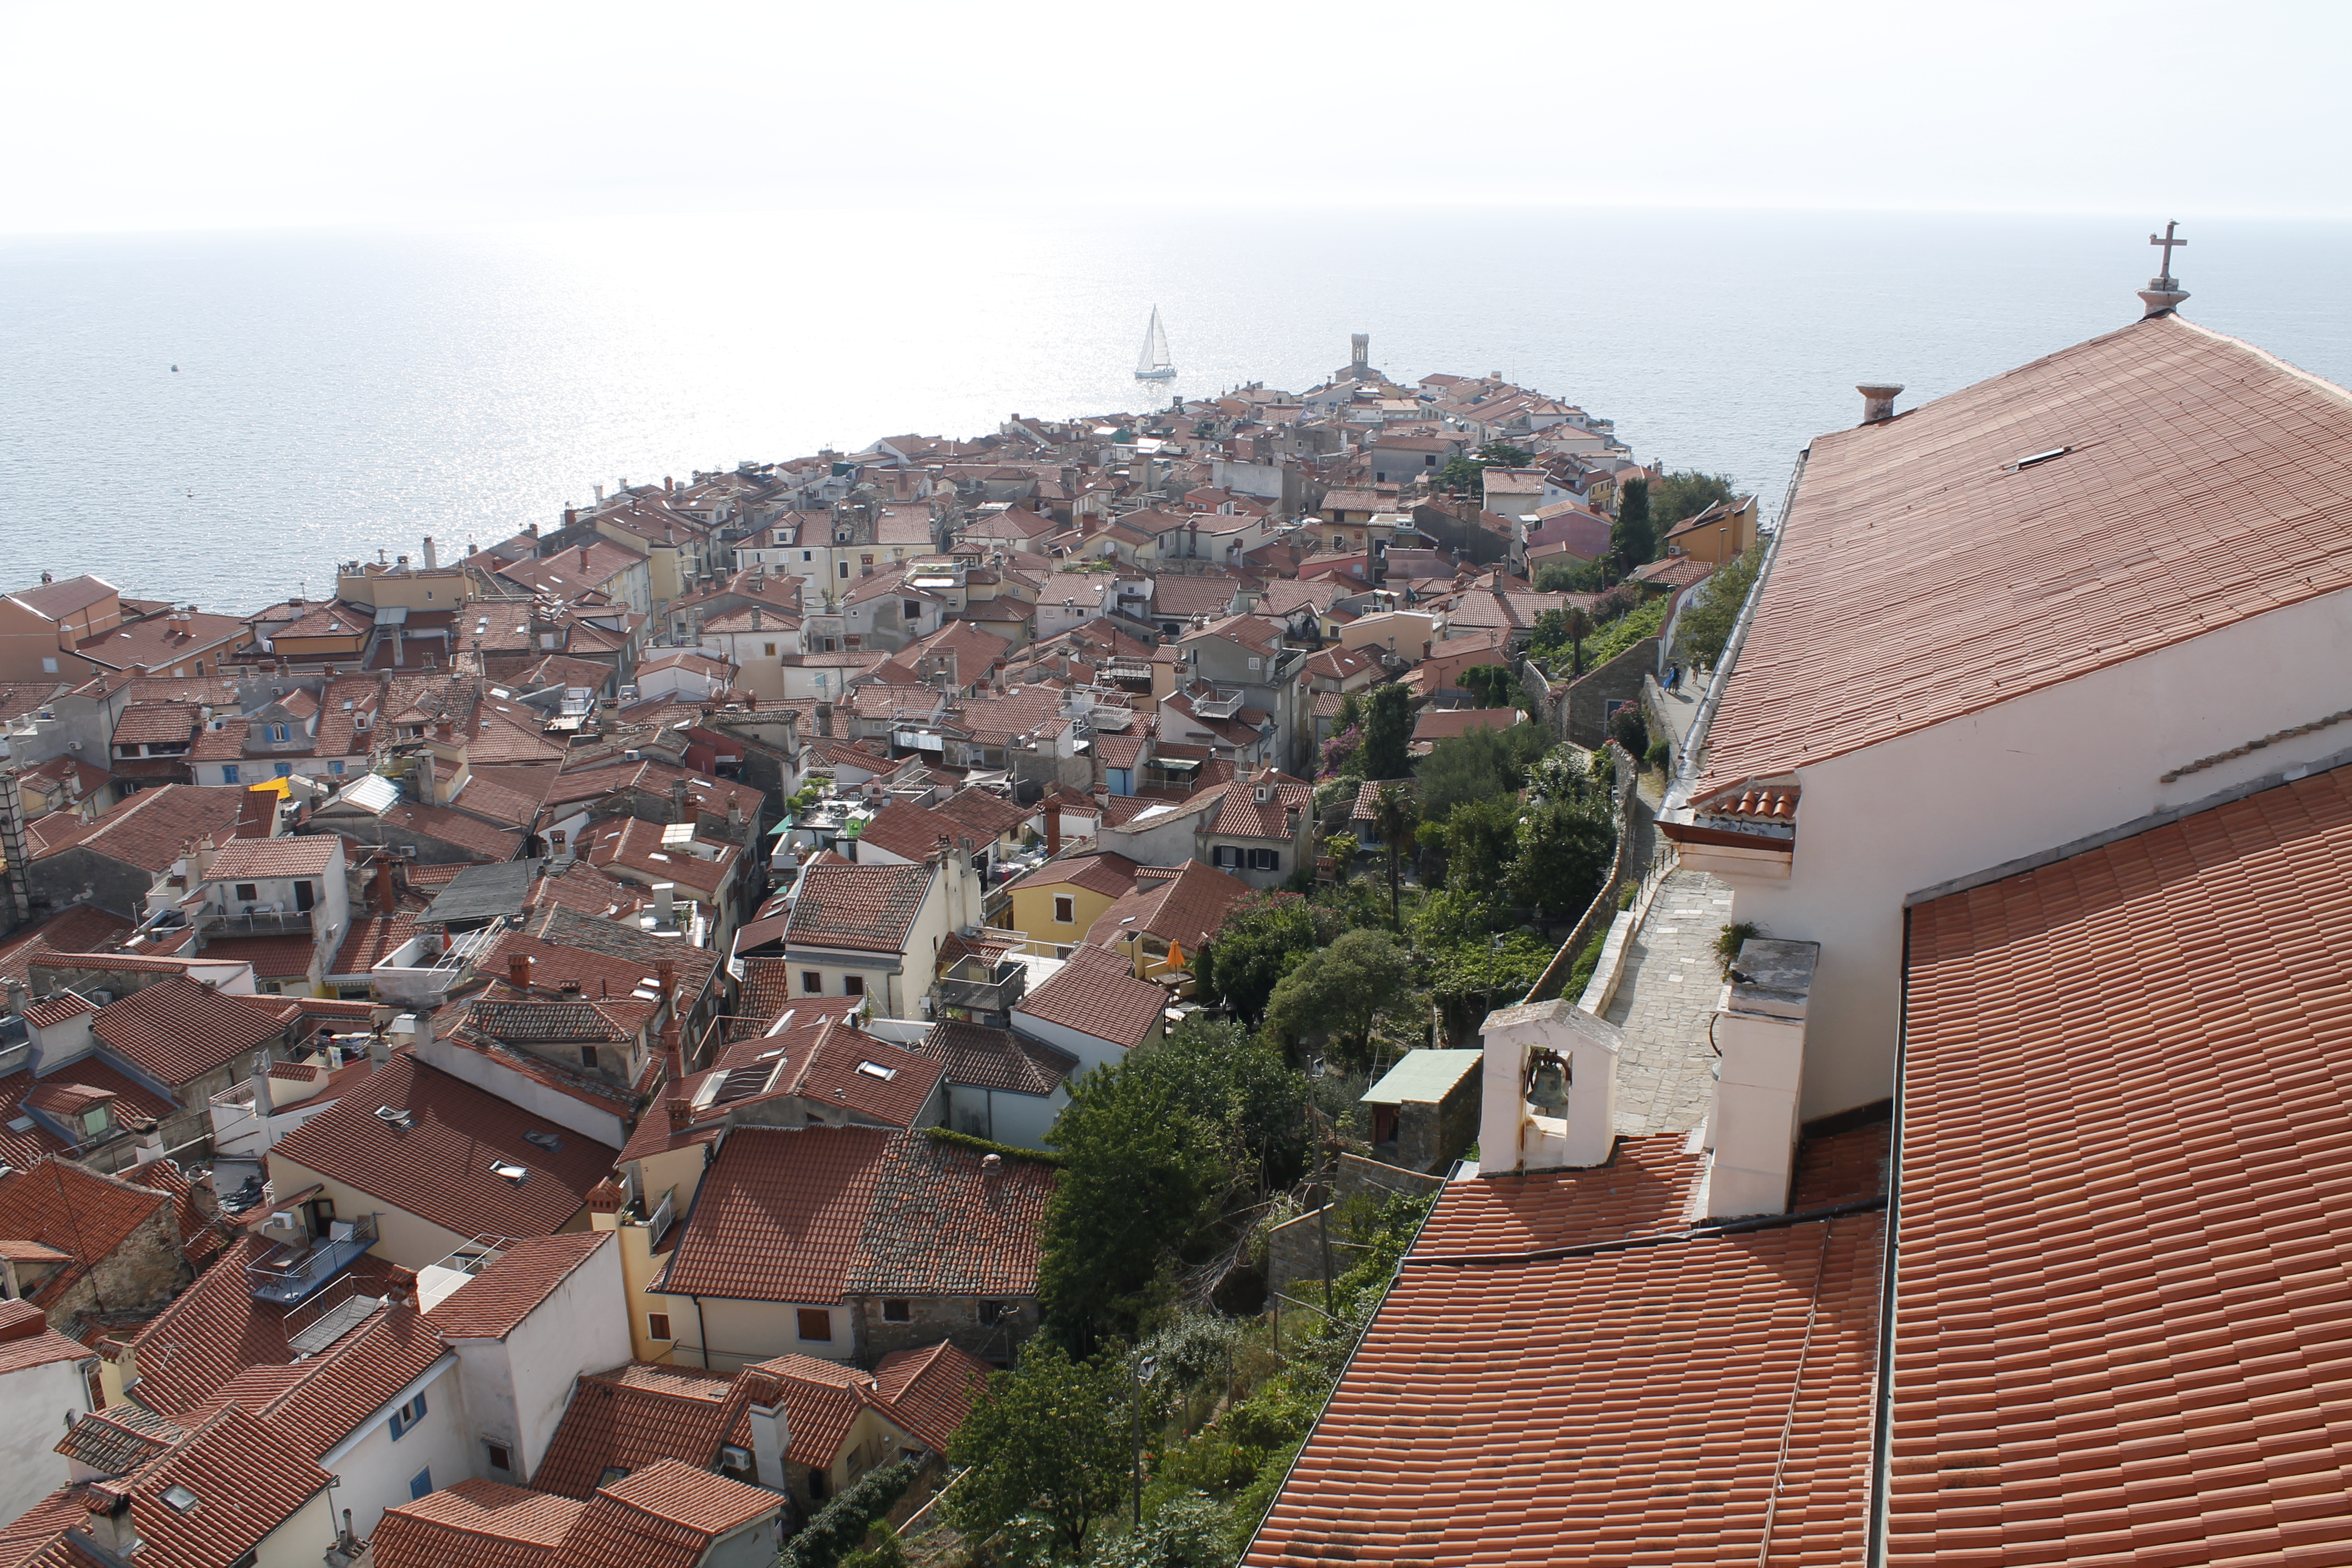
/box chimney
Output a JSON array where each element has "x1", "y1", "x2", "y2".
[
  {"x1": 665, "y1": 1094, "x2": 691, "y2": 1133},
  {"x1": 665, "y1": 475, "x2": 674, "y2": 492},
  {"x1": 1857, "y1": 382, "x2": 1904, "y2": 424},
  {"x1": 562, "y1": 508, "x2": 575, "y2": 530},
  {"x1": 508, "y1": 951, "x2": 533, "y2": 992},
  {"x1": 1478, "y1": 1000, "x2": 1620, "y2": 1172},
  {"x1": 1046, "y1": 805, "x2": 1061, "y2": 856},
  {"x1": 373, "y1": 856, "x2": 395, "y2": 916},
  {"x1": 654, "y1": 881, "x2": 676, "y2": 926},
  {"x1": 656, "y1": 958, "x2": 677, "y2": 1003},
  {"x1": 982, "y1": 1152, "x2": 1003, "y2": 1178},
  {"x1": 250, "y1": 1048, "x2": 275, "y2": 1119},
  {"x1": 660, "y1": 1017, "x2": 684, "y2": 1082},
  {"x1": 744, "y1": 1386, "x2": 790, "y2": 1491},
  {"x1": 670, "y1": 778, "x2": 690, "y2": 820},
  {"x1": 369, "y1": 1026, "x2": 391, "y2": 1068},
  {"x1": 816, "y1": 702, "x2": 834, "y2": 738},
  {"x1": 3, "y1": 979, "x2": 25, "y2": 1020},
  {"x1": 749, "y1": 606, "x2": 761, "y2": 631},
  {"x1": 579, "y1": 546, "x2": 592, "y2": 573},
  {"x1": 422, "y1": 536, "x2": 438, "y2": 570},
  {"x1": 1705, "y1": 939, "x2": 1819, "y2": 1219}
]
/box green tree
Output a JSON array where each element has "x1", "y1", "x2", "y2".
[
  {"x1": 1370, "y1": 782, "x2": 1419, "y2": 928},
  {"x1": 1608, "y1": 703, "x2": 1648, "y2": 756},
  {"x1": 1676, "y1": 542, "x2": 1763, "y2": 667},
  {"x1": 1095, "y1": 1494, "x2": 1233, "y2": 1568},
  {"x1": 1262, "y1": 929, "x2": 1414, "y2": 1064},
  {"x1": 1476, "y1": 440, "x2": 1534, "y2": 467},
  {"x1": 1424, "y1": 932, "x2": 1556, "y2": 1038},
  {"x1": 1195, "y1": 891, "x2": 1329, "y2": 1023},
  {"x1": 1038, "y1": 1059, "x2": 1228, "y2": 1346},
  {"x1": 1612, "y1": 477, "x2": 1656, "y2": 572},
  {"x1": 1359, "y1": 683, "x2": 1412, "y2": 782},
  {"x1": 1436, "y1": 454, "x2": 1483, "y2": 492},
  {"x1": 1522, "y1": 743, "x2": 1598, "y2": 806},
  {"x1": 1415, "y1": 721, "x2": 1549, "y2": 821},
  {"x1": 1136, "y1": 1015, "x2": 1313, "y2": 1195},
  {"x1": 945, "y1": 1343, "x2": 1131, "y2": 1559},
  {"x1": 1534, "y1": 557, "x2": 1608, "y2": 594},
  {"x1": 1651, "y1": 469, "x2": 1739, "y2": 529},
  {"x1": 1508, "y1": 796, "x2": 1614, "y2": 918},
  {"x1": 783, "y1": 1461, "x2": 921, "y2": 1568},
  {"x1": 1433, "y1": 796, "x2": 1521, "y2": 896},
  {"x1": 1410, "y1": 885, "x2": 1502, "y2": 946},
  {"x1": 1460, "y1": 665, "x2": 1518, "y2": 708}
]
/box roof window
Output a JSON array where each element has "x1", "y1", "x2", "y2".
[
  {"x1": 856, "y1": 1061, "x2": 899, "y2": 1081},
  {"x1": 522, "y1": 1129, "x2": 563, "y2": 1151},
  {"x1": 374, "y1": 1106, "x2": 415, "y2": 1130},
  {"x1": 162, "y1": 1485, "x2": 199, "y2": 1513},
  {"x1": 490, "y1": 1160, "x2": 529, "y2": 1184},
  {"x1": 2007, "y1": 445, "x2": 2073, "y2": 472}
]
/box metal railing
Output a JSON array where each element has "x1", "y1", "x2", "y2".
[
  {"x1": 195, "y1": 908, "x2": 315, "y2": 936},
  {"x1": 246, "y1": 1213, "x2": 379, "y2": 1305}
]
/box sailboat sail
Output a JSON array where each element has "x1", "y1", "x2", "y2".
[{"x1": 1134, "y1": 307, "x2": 1176, "y2": 379}]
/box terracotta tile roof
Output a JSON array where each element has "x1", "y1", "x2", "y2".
[
  {"x1": 190, "y1": 934, "x2": 315, "y2": 979},
  {"x1": 842, "y1": 1132, "x2": 1055, "y2": 1299},
  {"x1": 1012, "y1": 943, "x2": 1163, "y2": 1050},
  {"x1": 31, "y1": 785, "x2": 249, "y2": 875},
  {"x1": 268, "y1": 1055, "x2": 618, "y2": 1241},
  {"x1": 97, "y1": 1404, "x2": 333, "y2": 1568},
  {"x1": 379, "y1": 802, "x2": 526, "y2": 861},
  {"x1": 731, "y1": 958, "x2": 797, "y2": 1038},
  {"x1": 931, "y1": 787, "x2": 1029, "y2": 842},
  {"x1": 593, "y1": 1457, "x2": 777, "y2": 1537},
  {"x1": 1694, "y1": 777, "x2": 1800, "y2": 821},
  {"x1": 19, "y1": 993, "x2": 96, "y2": 1029},
  {"x1": 519, "y1": 905, "x2": 722, "y2": 1003},
  {"x1": 1410, "y1": 705, "x2": 1516, "y2": 742},
  {"x1": 0, "y1": 1302, "x2": 91, "y2": 1375},
  {"x1": 752, "y1": 1354, "x2": 884, "y2": 1466},
  {"x1": 916, "y1": 1021, "x2": 1075, "y2": 1098},
  {"x1": 757, "y1": 1016, "x2": 943, "y2": 1128},
  {"x1": 1082, "y1": 858, "x2": 1251, "y2": 952},
  {"x1": 1705, "y1": 315, "x2": 2352, "y2": 788},
  {"x1": 1010, "y1": 850, "x2": 1141, "y2": 902},
  {"x1": 88, "y1": 973, "x2": 286, "y2": 1086},
  {"x1": 785, "y1": 861, "x2": 934, "y2": 955},
  {"x1": 1408, "y1": 1134, "x2": 1701, "y2": 1260},
  {"x1": 198, "y1": 835, "x2": 340, "y2": 881},
  {"x1": 366, "y1": 1479, "x2": 580, "y2": 1568},
  {"x1": 1629, "y1": 553, "x2": 1717, "y2": 590},
  {"x1": 427, "y1": 1233, "x2": 613, "y2": 1340},
  {"x1": 1894, "y1": 761, "x2": 2352, "y2": 1566},
  {"x1": 328, "y1": 903, "x2": 421, "y2": 976},
  {"x1": 252, "y1": 1303, "x2": 449, "y2": 1457},
  {"x1": 872, "y1": 1339, "x2": 994, "y2": 1452},
  {"x1": 530, "y1": 1362, "x2": 749, "y2": 1501},
  {"x1": 657, "y1": 1125, "x2": 895, "y2": 1302},
  {"x1": 0, "y1": 907, "x2": 134, "y2": 988},
  {"x1": 855, "y1": 799, "x2": 970, "y2": 864},
  {"x1": 1205, "y1": 777, "x2": 1311, "y2": 841},
  {"x1": 111, "y1": 702, "x2": 200, "y2": 748},
  {"x1": 1247, "y1": 1214, "x2": 1883, "y2": 1567},
  {"x1": 7, "y1": 574, "x2": 116, "y2": 620},
  {"x1": 0, "y1": 1158, "x2": 172, "y2": 1310},
  {"x1": 122, "y1": 1232, "x2": 415, "y2": 1418}
]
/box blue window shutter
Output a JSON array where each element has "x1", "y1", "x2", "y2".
[
  {"x1": 221, "y1": 765, "x2": 239, "y2": 785},
  {"x1": 409, "y1": 1467, "x2": 432, "y2": 1500},
  {"x1": 390, "y1": 1411, "x2": 405, "y2": 1440},
  {"x1": 415, "y1": 1391, "x2": 427, "y2": 1419}
]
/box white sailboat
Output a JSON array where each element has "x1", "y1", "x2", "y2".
[{"x1": 1134, "y1": 306, "x2": 1177, "y2": 380}]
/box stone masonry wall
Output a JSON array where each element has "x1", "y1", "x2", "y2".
[
  {"x1": 852, "y1": 1293, "x2": 1037, "y2": 1366},
  {"x1": 45, "y1": 1202, "x2": 192, "y2": 1333},
  {"x1": 1565, "y1": 635, "x2": 1661, "y2": 749}
]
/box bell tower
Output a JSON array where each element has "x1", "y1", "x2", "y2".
[{"x1": 1477, "y1": 998, "x2": 1621, "y2": 1172}]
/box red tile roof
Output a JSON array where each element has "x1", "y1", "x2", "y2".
[
  {"x1": 530, "y1": 1362, "x2": 749, "y2": 1501},
  {"x1": 1012, "y1": 943, "x2": 1163, "y2": 1050},
  {"x1": 872, "y1": 1338, "x2": 994, "y2": 1452},
  {"x1": 0, "y1": 1302, "x2": 91, "y2": 1375},
  {"x1": 190, "y1": 934, "x2": 316, "y2": 979},
  {"x1": 200, "y1": 836, "x2": 340, "y2": 880},
  {"x1": 88, "y1": 973, "x2": 287, "y2": 1086},
  {"x1": 1082, "y1": 858, "x2": 1251, "y2": 952},
  {"x1": 428, "y1": 1233, "x2": 613, "y2": 1341},
  {"x1": 111, "y1": 702, "x2": 200, "y2": 748},
  {"x1": 1705, "y1": 314, "x2": 2352, "y2": 790},
  {"x1": 750, "y1": 1354, "x2": 882, "y2": 1466},
  {"x1": 785, "y1": 861, "x2": 934, "y2": 955},
  {"x1": 30, "y1": 785, "x2": 249, "y2": 875},
  {"x1": 366, "y1": 1479, "x2": 579, "y2": 1568},
  {"x1": 268, "y1": 1055, "x2": 617, "y2": 1242},
  {"x1": 916, "y1": 1022, "x2": 1075, "y2": 1098},
  {"x1": 1409, "y1": 705, "x2": 1516, "y2": 742},
  {"x1": 1894, "y1": 761, "x2": 2352, "y2": 1567},
  {"x1": 854, "y1": 799, "x2": 970, "y2": 864},
  {"x1": 657, "y1": 1125, "x2": 894, "y2": 1303},
  {"x1": 0, "y1": 1158, "x2": 173, "y2": 1306},
  {"x1": 842, "y1": 1133, "x2": 1055, "y2": 1299},
  {"x1": 250, "y1": 1304, "x2": 449, "y2": 1457},
  {"x1": 0, "y1": 907, "x2": 135, "y2": 988}
]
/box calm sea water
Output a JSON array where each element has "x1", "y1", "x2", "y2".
[{"x1": 4, "y1": 208, "x2": 2349, "y2": 608}]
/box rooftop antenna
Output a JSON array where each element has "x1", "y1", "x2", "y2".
[{"x1": 2139, "y1": 220, "x2": 2190, "y2": 318}]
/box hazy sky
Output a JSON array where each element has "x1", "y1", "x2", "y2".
[{"x1": 5, "y1": 0, "x2": 2348, "y2": 233}]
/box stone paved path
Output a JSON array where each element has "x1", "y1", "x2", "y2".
[{"x1": 1604, "y1": 867, "x2": 1734, "y2": 1137}]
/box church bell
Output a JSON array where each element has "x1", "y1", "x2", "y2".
[{"x1": 1524, "y1": 1048, "x2": 1570, "y2": 1115}]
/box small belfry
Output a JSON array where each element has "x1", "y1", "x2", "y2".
[{"x1": 2139, "y1": 217, "x2": 2190, "y2": 316}]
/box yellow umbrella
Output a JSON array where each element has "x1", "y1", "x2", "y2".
[{"x1": 1166, "y1": 938, "x2": 1185, "y2": 971}]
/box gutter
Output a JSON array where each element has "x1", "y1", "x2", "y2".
[{"x1": 1665, "y1": 447, "x2": 1809, "y2": 814}]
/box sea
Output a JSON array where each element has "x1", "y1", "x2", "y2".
[{"x1": 4, "y1": 207, "x2": 2349, "y2": 609}]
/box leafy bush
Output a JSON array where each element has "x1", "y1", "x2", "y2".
[
  {"x1": 1415, "y1": 721, "x2": 1549, "y2": 821},
  {"x1": 1562, "y1": 918, "x2": 1613, "y2": 1000},
  {"x1": 925, "y1": 1126, "x2": 1067, "y2": 1166},
  {"x1": 1096, "y1": 1494, "x2": 1234, "y2": 1568},
  {"x1": 1646, "y1": 738, "x2": 1673, "y2": 774},
  {"x1": 1195, "y1": 891, "x2": 1331, "y2": 1023},
  {"x1": 782, "y1": 1460, "x2": 919, "y2": 1568},
  {"x1": 1678, "y1": 542, "x2": 1763, "y2": 668},
  {"x1": 1715, "y1": 920, "x2": 1762, "y2": 977},
  {"x1": 1608, "y1": 704, "x2": 1648, "y2": 756}
]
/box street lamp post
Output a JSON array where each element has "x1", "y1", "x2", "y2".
[{"x1": 1130, "y1": 1353, "x2": 1159, "y2": 1528}]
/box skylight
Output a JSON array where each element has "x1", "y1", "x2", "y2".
[
  {"x1": 162, "y1": 1485, "x2": 199, "y2": 1513},
  {"x1": 2009, "y1": 445, "x2": 2073, "y2": 472},
  {"x1": 856, "y1": 1061, "x2": 900, "y2": 1081},
  {"x1": 490, "y1": 1161, "x2": 529, "y2": 1184}
]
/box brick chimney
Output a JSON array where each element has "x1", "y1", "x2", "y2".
[
  {"x1": 579, "y1": 546, "x2": 592, "y2": 572},
  {"x1": 1046, "y1": 805, "x2": 1061, "y2": 856},
  {"x1": 508, "y1": 951, "x2": 533, "y2": 992},
  {"x1": 660, "y1": 1018, "x2": 685, "y2": 1084},
  {"x1": 373, "y1": 856, "x2": 396, "y2": 917},
  {"x1": 655, "y1": 959, "x2": 677, "y2": 1004}
]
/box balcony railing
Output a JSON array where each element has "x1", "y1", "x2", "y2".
[
  {"x1": 195, "y1": 907, "x2": 316, "y2": 936},
  {"x1": 246, "y1": 1213, "x2": 378, "y2": 1305},
  {"x1": 937, "y1": 956, "x2": 1027, "y2": 1019}
]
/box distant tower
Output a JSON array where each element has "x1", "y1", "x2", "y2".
[{"x1": 1351, "y1": 333, "x2": 1370, "y2": 372}]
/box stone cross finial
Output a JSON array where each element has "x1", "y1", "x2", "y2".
[{"x1": 2139, "y1": 221, "x2": 2191, "y2": 317}]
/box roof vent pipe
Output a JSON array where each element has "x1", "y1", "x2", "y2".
[{"x1": 1857, "y1": 383, "x2": 1904, "y2": 425}]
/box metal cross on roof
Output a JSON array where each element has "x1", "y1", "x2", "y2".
[{"x1": 2149, "y1": 220, "x2": 2187, "y2": 286}]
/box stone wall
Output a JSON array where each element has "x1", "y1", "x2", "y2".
[
  {"x1": 1335, "y1": 1152, "x2": 1446, "y2": 1204},
  {"x1": 1390, "y1": 1069, "x2": 1483, "y2": 1175},
  {"x1": 851, "y1": 1293, "x2": 1036, "y2": 1366},
  {"x1": 1564, "y1": 635, "x2": 1661, "y2": 749},
  {"x1": 46, "y1": 1199, "x2": 192, "y2": 1334}
]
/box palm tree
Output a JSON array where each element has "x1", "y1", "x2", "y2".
[
  {"x1": 1562, "y1": 607, "x2": 1593, "y2": 677},
  {"x1": 1373, "y1": 782, "x2": 1420, "y2": 928}
]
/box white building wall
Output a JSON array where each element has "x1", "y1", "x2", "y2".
[
  {"x1": 0, "y1": 1359, "x2": 87, "y2": 1526},
  {"x1": 1720, "y1": 587, "x2": 2352, "y2": 1119},
  {"x1": 1005, "y1": 1010, "x2": 1128, "y2": 1079},
  {"x1": 320, "y1": 1355, "x2": 467, "y2": 1540},
  {"x1": 254, "y1": 1490, "x2": 340, "y2": 1568},
  {"x1": 690, "y1": 1297, "x2": 853, "y2": 1371}
]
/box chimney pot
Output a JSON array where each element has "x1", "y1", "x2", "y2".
[
  {"x1": 666, "y1": 1096, "x2": 690, "y2": 1133},
  {"x1": 1857, "y1": 382, "x2": 1904, "y2": 424},
  {"x1": 508, "y1": 951, "x2": 532, "y2": 992}
]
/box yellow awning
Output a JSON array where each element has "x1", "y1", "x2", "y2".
[{"x1": 248, "y1": 777, "x2": 292, "y2": 798}]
